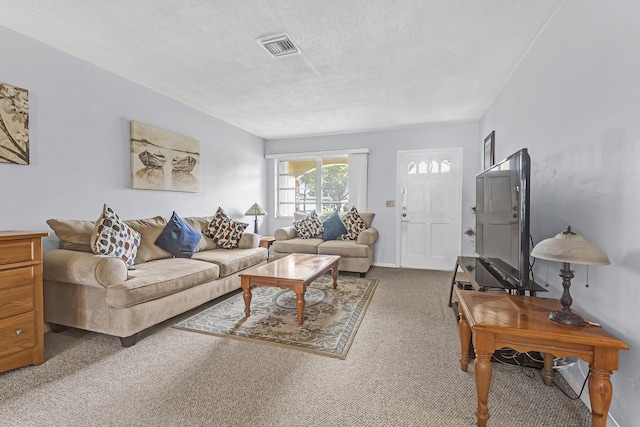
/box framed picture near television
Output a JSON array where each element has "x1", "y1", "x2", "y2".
[{"x1": 483, "y1": 131, "x2": 495, "y2": 169}]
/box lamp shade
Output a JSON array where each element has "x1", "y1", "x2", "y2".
[
  {"x1": 245, "y1": 203, "x2": 267, "y2": 216},
  {"x1": 531, "y1": 226, "x2": 610, "y2": 266}
]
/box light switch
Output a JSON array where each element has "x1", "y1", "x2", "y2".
[{"x1": 386, "y1": 200, "x2": 395, "y2": 207}]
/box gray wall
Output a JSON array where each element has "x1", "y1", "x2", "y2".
[
  {"x1": 265, "y1": 121, "x2": 480, "y2": 266},
  {"x1": 481, "y1": 0, "x2": 639, "y2": 424},
  {"x1": 0, "y1": 26, "x2": 267, "y2": 252}
]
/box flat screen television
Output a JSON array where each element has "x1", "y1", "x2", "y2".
[{"x1": 475, "y1": 148, "x2": 531, "y2": 293}]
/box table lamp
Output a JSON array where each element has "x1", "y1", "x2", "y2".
[
  {"x1": 245, "y1": 203, "x2": 267, "y2": 234},
  {"x1": 531, "y1": 226, "x2": 610, "y2": 326}
]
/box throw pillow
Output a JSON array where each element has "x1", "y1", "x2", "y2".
[
  {"x1": 155, "y1": 211, "x2": 202, "y2": 258},
  {"x1": 203, "y1": 207, "x2": 229, "y2": 240},
  {"x1": 212, "y1": 217, "x2": 248, "y2": 249},
  {"x1": 203, "y1": 207, "x2": 248, "y2": 249},
  {"x1": 322, "y1": 211, "x2": 347, "y2": 241},
  {"x1": 90, "y1": 204, "x2": 140, "y2": 268},
  {"x1": 293, "y1": 210, "x2": 324, "y2": 239},
  {"x1": 341, "y1": 206, "x2": 368, "y2": 240}
]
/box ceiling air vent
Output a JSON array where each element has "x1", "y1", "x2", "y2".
[{"x1": 257, "y1": 33, "x2": 301, "y2": 57}]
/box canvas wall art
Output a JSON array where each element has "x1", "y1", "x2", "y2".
[
  {"x1": 0, "y1": 82, "x2": 29, "y2": 165},
  {"x1": 130, "y1": 121, "x2": 200, "y2": 192}
]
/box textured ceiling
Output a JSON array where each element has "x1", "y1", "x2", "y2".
[{"x1": 0, "y1": 0, "x2": 562, "y2": 139}]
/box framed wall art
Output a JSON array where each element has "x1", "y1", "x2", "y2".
[
  {"x1": 483, "y1": 130, "x2": 495, "y2": 170},
  {"x1": 0, "y1": 82, "x2": 29, "y2": 165},
  {"x1": 130, "y1": 121, "x2": 200, "y2": 192}
]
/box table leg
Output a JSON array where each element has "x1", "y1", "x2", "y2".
[
  {"x1": 458, "y1": 312, "x2": 471, "y2": 372},
  {"x1": 241, "y1": 277, "x2": 252, "y2": 318},
  {"x1": 541, "y1": 352, "x2": 555, "y2": 386},
  {"x1": 588, "y1": 366, "x2": 613, "y2": 427},
  {"x1": 474, "y1": 351, "x2": 493, "y2": 427},
  {"x1": 295, "y1": 287, "x2": 305, "y2": 325},
  {"x1": 448, "y1": 260, "x2": 458, "y2": 307},
  {"x1": 331, "y1": 261, "x2": 339, "y2": 289}
]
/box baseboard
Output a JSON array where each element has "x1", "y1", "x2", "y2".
[{"x1": 371, "y1": 262, "x2": 397, "y2": 268}]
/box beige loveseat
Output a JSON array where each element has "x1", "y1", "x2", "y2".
[
  {"x1": 43, "y1": 215, "x2": 267, "y2": 347},
  {"x1": 272, "y1": 212, "x2": 378, "y2": 277}
]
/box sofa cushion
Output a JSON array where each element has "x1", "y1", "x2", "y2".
[
  {"x1": 192, "y1": 247, "x2": 267, "y2": 277},
  {"x1": 47, "y1": 219, "x2": 96, "y2": 252},
  {"x1": 183, "y1": 216, "x2": 218, "y2": 251},
  {"x1": 106, "y1": 258, "x2": 220, "y2": 308},
  {"x1": 125, "y1": 216, "x2": 172, "y2": 264},
  {"x1": 322, "y1": 211, "x2": 347, "y2": 241},
  {"x1": 293, "y1": 210, "x2": 324, "y2": 239},
  {"x1": 318, "y1": 239, "x2": 370, "y2": 258},
  {"x1": 155, "y1": 211, "x2": 202, "y2": 258},
  {"x1": 272, "y1": 238, "x2": 323, "y2": 254},
  {"x1": 341, "y1": 206, "x2": 368, "y2": 240},
  {"x1": 91, "y1": 204, "x2": 140, "y2": 269}
]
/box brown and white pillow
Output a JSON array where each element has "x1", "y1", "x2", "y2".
[
  {"x1": 90, "y1": 204, "x2": 140, "y2": 268},
  {"x1": 293, "y1": 210, "x2": 324, "y2": 239},
  {"x1": 204, "y1": 207, "x2": 248, "y2": 249},
  {"x1": 341, "y1": 206, "x2": 368, "y2": 240},
  {"x1": 203, "y1": 207, "x2": 229, "y2": 240}
]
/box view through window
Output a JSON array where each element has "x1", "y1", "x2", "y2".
[{"x1": 277, "y1": 156, "x2": 349, "y2": 217}]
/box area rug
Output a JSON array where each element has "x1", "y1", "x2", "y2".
[{"x1": 174, "y1": 275, "x2": 378, "y2": 359}]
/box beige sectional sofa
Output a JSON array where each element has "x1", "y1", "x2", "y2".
[
  {"x1": 273, "y1": 212, "x2": 378, "y2": 277},
  {"x1": 43, "y1": 215, "x2": 267, "y2": 347}
]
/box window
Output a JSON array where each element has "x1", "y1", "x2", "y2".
[{"x1": 270, "y1": 150, "x2": 369, "y2": 218}]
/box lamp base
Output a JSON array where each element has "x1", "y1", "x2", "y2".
[{"x1": 548, "y1": 309, "x2": 587, "y2": 327}]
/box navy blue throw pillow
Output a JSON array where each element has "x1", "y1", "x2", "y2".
[
  {"x1": 322, "y1": 211, "x2": 347, "y2": 241},
  {"x1": 155, "y1": 211, "x2": 202, "y2": 258}
]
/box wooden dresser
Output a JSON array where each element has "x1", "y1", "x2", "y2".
[{"x1": 0, "y1": 231, "x2": 48, "y2": 374}]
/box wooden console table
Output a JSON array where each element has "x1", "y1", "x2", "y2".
[{"x1": 455, "y1": 289, "x2": 628, "y2": 427}]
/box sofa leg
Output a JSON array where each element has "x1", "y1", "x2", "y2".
[
  {"x1": 360, "y1": 272, "x2": 366, "y2": 278},
  {"x1": 49, "y1": 323, "x2": 68, "y2": 333},
  {"x1": 119, "y1": 334, "x2": 138, "y2": 348}
]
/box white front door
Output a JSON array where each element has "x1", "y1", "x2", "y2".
[{"x1": 397, "y1": 148, "x2": 462, "y2": 270}]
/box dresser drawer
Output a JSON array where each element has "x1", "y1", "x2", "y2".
[
  {"x1": 0, "y1": 286, "x2": 34, "y2": 320},
  {"x1": 0, "y1": 266, "x2": 35, "y2": 291},
  {"x1": 0, "y1": 239, "x2": 36, "y2": 265},
  {"x1": 0, "y1": 311, "x2": 36, "y2": 357}
]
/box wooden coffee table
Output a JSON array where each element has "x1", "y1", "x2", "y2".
[{"x1": 239, "y1": 253, "x2": 340, "y2": 325}]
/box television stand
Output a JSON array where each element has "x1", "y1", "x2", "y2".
[{"x1": 447, "y1": 256, "x2": 546, "y2": 308}]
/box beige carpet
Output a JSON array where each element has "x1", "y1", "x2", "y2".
[
  {"x1": 175, "y1": 276, "x2": 378, "y2": 359},
  {"x1": 0, "y1": 267, "x2": 591, "y2": 426}
]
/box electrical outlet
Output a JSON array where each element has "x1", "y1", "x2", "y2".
[{"x1": 386, "y1": 200, "x2": 395, "y2": 207}]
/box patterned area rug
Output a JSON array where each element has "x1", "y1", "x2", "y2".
[{"x1": 175, "y1": 275, "x2": 378, "y2": 359}]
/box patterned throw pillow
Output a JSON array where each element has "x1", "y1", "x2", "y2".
[
  {"x1": 203, "y1": 207, "x2": 230, "y2": 240},
  {"x1": 341, "y1": 206, "x2": 368, "y2": 240},
  {"x1": 91, "y1": 204, "x2": 140, "y2": 268},
  {"x1": 293, "y1": 210, "x2": 324, "y2": 239},
  {"x1": 204, "y1": 207, "x2": 248, "y2": 249},
  {"x1": 154, "y1": 211, "x2": 202, "y2": 258}
]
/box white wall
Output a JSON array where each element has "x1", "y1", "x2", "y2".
[
  {"x1": 0, "y1": 26, "x2": 267, "y2": 252},
  {"x1": 481, "y1": 0, "x2": 639, "y2": 424},
  {"x1": 265, "y1": 122, "x2": 480, "y2": 267}
]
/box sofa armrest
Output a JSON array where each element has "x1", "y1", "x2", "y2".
[
  {"x1": 274, "y1": 226, "x2": 297, "y2": 241},
  {"x1": 357, "y1": 227, "x2": 378, "y2": 245},
  {"x1": 43, "y1": 249, "x2": 128, "y2": 288},
  {"x1": 238, "y1": 232, "x2": 260, "y2": 249}
]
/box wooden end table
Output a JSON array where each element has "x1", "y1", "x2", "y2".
[
  {"x1": 258, "y1": 235, "x2": 275, "y2": 260},
  {"x1": 239, "y1": 253, "x2": 340, "y2": 325},
  {"x1": 455, "y1": 289, "x2": 628, "y2": 427}
]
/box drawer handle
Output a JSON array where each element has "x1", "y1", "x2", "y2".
[{"x1": 16, "y1": 329, "x2": 24, "y2": 335}]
